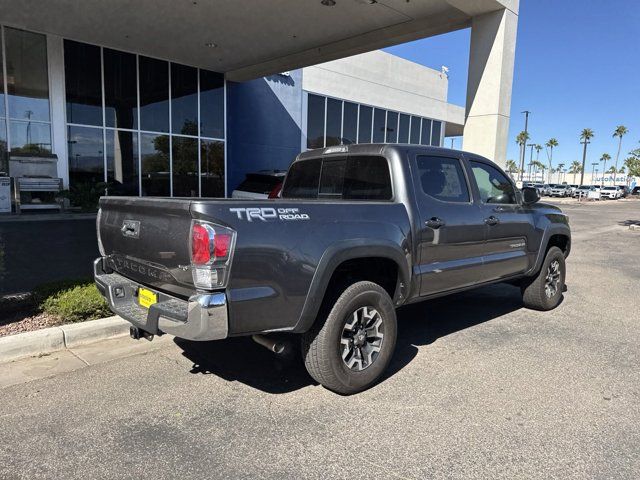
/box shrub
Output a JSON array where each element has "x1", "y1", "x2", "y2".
[
  {"x1": 32, "y1": 278, "x2": 92, "y2": 304},
  {"x1": 41, "y1": 283, "x2": 111, "y2": 323}
]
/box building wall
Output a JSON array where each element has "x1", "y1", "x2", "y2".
[
  {"x1": 226, "y1": 71, "x2": 303, "y2": 193},
  {"x1": 303, "y1": 50, "x2": 463, "y2": 127}
]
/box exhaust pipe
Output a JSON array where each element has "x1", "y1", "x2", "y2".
[
  {"x1": 252, "y1": 334, "x2": 286, "y2": 354},
  {"x1": 130, "y1": 326, "x2": 154, "y2": 342}
]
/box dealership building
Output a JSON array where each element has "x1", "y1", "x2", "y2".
[
  {"x1": 0, "y1": 0, "x2": 518, "y2": 208},
  {"x1": 0, "y1": 26, "x2": 463, "y2": 202}
]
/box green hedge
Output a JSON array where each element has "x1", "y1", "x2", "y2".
[{"x1": 39, "y1": 281, "x2": 111, "y2": 323}]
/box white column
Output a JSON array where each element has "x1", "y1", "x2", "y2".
[
  {"x1": 462, "y1": 8, "x2": 518, "y2": 166},
  {"x1": 47, "y1": 34, "x2": 68, "y2": 187}
]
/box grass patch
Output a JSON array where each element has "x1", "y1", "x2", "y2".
[{"x1": 40, "y1": 281, "x2": 111, "y2": 323}]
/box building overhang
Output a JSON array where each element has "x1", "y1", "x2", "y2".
[{"x1": 0, "y1": 0, "x2": 516, "y2": 81}]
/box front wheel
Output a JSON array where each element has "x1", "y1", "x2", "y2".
[
  {"x1": 301, "y1": 281, "x2": 397, "y2": 395},
  {"x1": 521, "y1": 246, "x2": 566, "y2": 311}
]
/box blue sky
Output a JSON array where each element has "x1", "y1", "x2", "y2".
[{"x1": 385, "y1": 0, "x2": 640, "y2": 171}]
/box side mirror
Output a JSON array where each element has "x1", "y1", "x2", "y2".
[{"x1": 522, "y1": 186, "x2": 540, "y2": 205}]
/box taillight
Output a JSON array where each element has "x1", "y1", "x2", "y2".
[
  {"x1": 190, "y1": 220, "x2": 236, "y2": 289},
  {"x1": 191, "y1": 224, "x2": 211, "y2": 264}
]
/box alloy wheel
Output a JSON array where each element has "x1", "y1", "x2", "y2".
[
  {"x1": 340, "y1": 306, "x2": 384, "y2": 371},
  {"x1": 544, "y1": 260, "x2": 561, "y2": 298}
]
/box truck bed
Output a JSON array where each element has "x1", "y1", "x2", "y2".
[{"x1": 97, "y1": 196, "x2": 411, "y2": 335}]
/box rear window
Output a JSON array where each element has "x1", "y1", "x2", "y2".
[
  {"x1": 282, "y1": 156, "x2": 392, "y2": 200},
  {"x1": 237, "y1": 174, "x2": 283, "y2": 194}
]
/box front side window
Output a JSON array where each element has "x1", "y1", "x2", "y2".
[
  {"x1": 470, "y1": 160, "x2": 518, "y2": 204},
  {"x1": 416, "y1": 156, "x2": 469, "y2": 203}
]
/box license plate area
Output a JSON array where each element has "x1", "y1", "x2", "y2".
[{"x1": 138, "y1": 287, "x2": 158, "y2": 309}]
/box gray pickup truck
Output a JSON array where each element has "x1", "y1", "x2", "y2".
[{"x1": 95, "y1": 144, "x2": 571, "y2": 394}]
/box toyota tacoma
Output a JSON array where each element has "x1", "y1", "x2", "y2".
[{"x1": 95, "y1": 144, "x2": 571, "y2": 394}]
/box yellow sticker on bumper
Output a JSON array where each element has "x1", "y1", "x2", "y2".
[{"x1": 138, "y1": 288, "x2": 157, "y2": 309}]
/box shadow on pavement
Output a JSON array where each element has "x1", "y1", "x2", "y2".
[
  {"x1": 175, "y1": 283, "x2": 524, "y2": 394},
  {"x1": 618, "y1": 219, "x2": 640, "y2": 226}
]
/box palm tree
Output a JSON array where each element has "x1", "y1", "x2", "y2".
[
  {"x1": 532, "y1": 160, "x2": 545, "y2": 181},
  {"x1": 516, "y1": 131, "x2": 530, "y2": 179},
  {"x1": 569, "y1": 160, "x2": 582, "y2": 184},
  {"x1": 505, "y1": 159, "x2": 518, "y2": 176},
  {"x1": 612, "y1": 125, "x2": 628, "y2": 177},
  {"x1": 535, "y1": 144, "x2": 543, "y2": 161},
  {"x1": 545, "y1": 138, "x2": 558, "y2": 182},
  {"x1": 599, "y1": 153, "x2": 611, "y2": 186},
  {"x1": 579, "y1": 128, "x2": 594, "y2": 185},
  {"x1": 557, "y1": 163, "x2": 565, "y2": 183}
]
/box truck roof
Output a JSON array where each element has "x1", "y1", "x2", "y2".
[{"x1": 296, "y1": 144, "x2": 466, "y2": 162}]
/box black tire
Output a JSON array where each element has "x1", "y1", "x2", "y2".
[
  {"x1": 521, "y1": 246, "x2": 566, "y2": 311},
  {"x1": 301, "y1": 281, "x2": 397, "y2": 395}
]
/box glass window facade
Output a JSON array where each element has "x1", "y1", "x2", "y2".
[
  {"x1": 1, "y1": 27, "x2": 52, "y2": 155},
  {"x1": 64, "y1": 39, "x2": 225, "y2": 198},
  {"x1": 306, "y1": 92, "x2": 443, "y2": 149},
  {"x1": 104, "y1": 48, "x2": 138, "y2": 130}
]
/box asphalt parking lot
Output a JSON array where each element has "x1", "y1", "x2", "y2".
[{"x1": 1, "y1": 199, "x2": 639, "y2": 479}]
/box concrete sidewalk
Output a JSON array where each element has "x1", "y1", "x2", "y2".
[{"x1": 0, "y1": 333, "x2": 173, "y2": 389}]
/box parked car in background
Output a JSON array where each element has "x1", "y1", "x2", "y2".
[
  {"x1": 231, "y1": 170, "x2": 286, "y2": 199},
  {"x1": 573, "y1": 185, "x2": 594, "y2": 198},
  {"x1": 533, "y1": 184, "x2": 552, "y2": 196},
  {"x1": 617, "y1": 185, "x2": 629, "y2": 198},
  {"x1": 567, "y1": 184, "x2": 579, "y2": 195},
  {"x1": 631, "y1": 186, "x2": 640, "y2": 196},
  {"x1": 549, "y1": 184, "x2": 572, "y2": 197},
  {"x1": 600, "y1": 186, "x2": 622, "y2": 200}
]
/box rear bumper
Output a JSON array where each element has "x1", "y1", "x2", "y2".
[{"x1": 94, "y1": 258, "x2": 228, "y2": 341}]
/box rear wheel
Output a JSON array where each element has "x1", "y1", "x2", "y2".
[
  {"x1": 521, "y1": 246, "x2": 566, "y2": 311},
  {"x1": 302, "y1": 281, "x2": 397, "y2": 395}
]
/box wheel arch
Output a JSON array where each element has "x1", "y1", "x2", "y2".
[
  {"x1": 527, "y1": 224, "x2": 571, "y2": 276},
  {"x1": 292, "y1": 240, "x2": 410, "y2": 333}
]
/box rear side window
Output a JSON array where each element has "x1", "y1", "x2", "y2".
[
  {"x1": 416, "y1": 156, "x2": 470, "y2": 202},
  {"x1": 282, "y1": 156, "x2": 392, "y2": 200},
  {"x1": 343, "y1": 156, "x2": 392, "y2": 200},
  {"x1": 236, "y1": 174, "x2": 283, "y2": 194}
]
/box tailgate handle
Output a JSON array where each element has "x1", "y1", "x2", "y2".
[{"x1": 121, "y1": 220, "x2": 140, "y2": 238}]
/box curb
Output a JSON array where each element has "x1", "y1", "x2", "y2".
[{"x1": 0, "y1": 316, "x2": 129, "y2": 363}]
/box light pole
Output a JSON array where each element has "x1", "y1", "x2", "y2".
[
  {"x1": 579, "y1": 138, "x2": 591, "y2": 186},
  {"x1": 526, "y1": 143, "x2": 535, "y2": 181},
  {"x1": 591, "y1": 162, "x2": 598, "y2": 184},
  {"x1": 519, "y1": 111, "x2": 531, "y2": 182}
]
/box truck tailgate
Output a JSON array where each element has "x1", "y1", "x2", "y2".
[{"x1": 98, "y1": 197, "x2": 195, "y2": 298}]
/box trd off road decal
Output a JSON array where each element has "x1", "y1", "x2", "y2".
[{"x1": 229, "y1": 207, "x2": 310, "y2": 222}]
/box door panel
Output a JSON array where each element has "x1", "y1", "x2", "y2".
[
  {"x1": 412, "y1": 154, "x2": 487, "y2": 296},
  {"x1": 467, "y1": 158, "x2": 535, "y2": 280}
]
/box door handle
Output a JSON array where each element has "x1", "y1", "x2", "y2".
[
  {"x1": 484, "y1": 215, "x2": 500, "y2": 226},
  {"x1": 426, "y1": 217, "x2": 445, "y2": 229}
]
